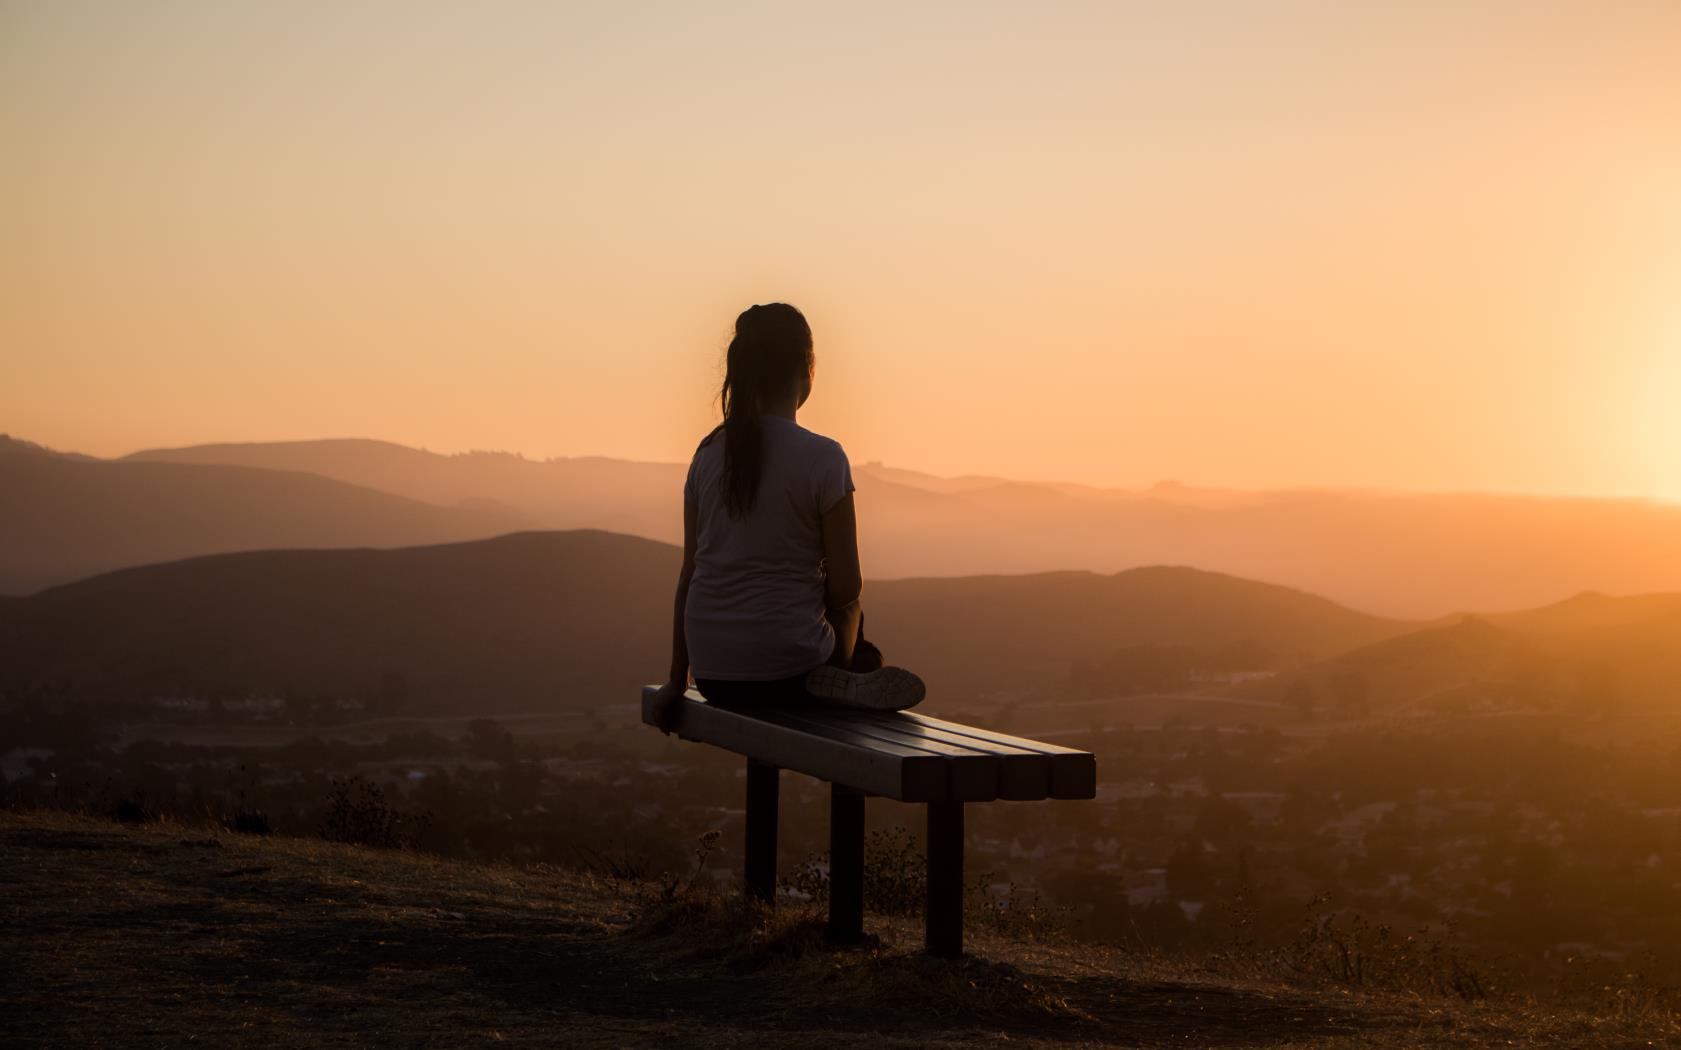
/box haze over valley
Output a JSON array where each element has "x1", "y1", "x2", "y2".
[{"x1": 11, "y1": 432, "x2": 1681, "y2": 618}]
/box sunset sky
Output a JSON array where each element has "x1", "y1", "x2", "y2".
[{"x1": 3, "y1": 1, "x2": 1678, "y2": 499}]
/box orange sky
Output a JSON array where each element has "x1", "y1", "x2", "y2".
[{"x1": 3, "y1": 2, "x2": 1679, "y2": 499}]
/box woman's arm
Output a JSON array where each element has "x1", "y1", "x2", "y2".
[
  {"x1": 667, "y1": 494, "x2": 698, "y2": 684},
  {"x1": 820, "y1": 492, "x2": 863, "y2": 668},
  {"x1": 650, "y1": 495, "x2": 699, "y2": 732}
]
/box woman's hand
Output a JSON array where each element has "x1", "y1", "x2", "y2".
[{"x1": 650, "y1": 678, "x2": 689, "y2": 735}]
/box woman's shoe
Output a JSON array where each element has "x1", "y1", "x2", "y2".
[
  {"x1": 804, "y1": 664, "x2": 926, "y2": 712},
  {"x1": 849, "y1": 637, "x2": 885, "y2": 673}
]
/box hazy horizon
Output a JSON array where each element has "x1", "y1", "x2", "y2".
[
  {"x1": 14, "y1": 428, "x2": 1681, "y2": 619},
  {"x1": 12, "y1": 430, "x2": 1681, "y2": 508}
]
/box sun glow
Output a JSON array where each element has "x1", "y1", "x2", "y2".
[{"x1": 1622, "y1": 259, "x2": 1681, "y2": 503}]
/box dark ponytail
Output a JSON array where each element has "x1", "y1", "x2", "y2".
[{"x1": 719, "y1": 302, "x2": 814, "y2": 519}]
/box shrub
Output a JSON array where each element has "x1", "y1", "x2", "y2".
[
  {"x1": 226, "y1": 808, "x2": 272, "y2": 836},
  {"x1": 965, "y1": 870, "x2": 1070, "y2": 940},
  {"x1": 1283, "y1": 893, "x2": 1490, "y2": 1001},
  {"x1": 781, "y1": 824, "x2": 1067, "y2": 937},
  {"x1": 113, "y1": 794, "x2": 154, "y2": 824},
  {"x1": 319, "y1": 776, "x2": 429, "y2": 849},
  {"x1": 783, "y1": 824, "x2": 926, "y2": 915}
]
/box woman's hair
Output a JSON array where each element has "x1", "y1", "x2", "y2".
[{"x1": 717, "y1": 302, "x2": 814, "y2": 519}]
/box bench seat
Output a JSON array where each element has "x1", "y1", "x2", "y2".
[{"x1": 641, "y1": 687, "x2": 1095, "y2": 802}]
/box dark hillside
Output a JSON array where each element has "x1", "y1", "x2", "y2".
[
  {"x1": 3, "y1": 810, "x2": 1660, "y2": 1048},
  {"x1": 1546, "y1": 608, "x2": 1681, "y2": 705},
  {"x1": 1247, "y1": 596, "x2": 1681, "y2": 720},
  {"x1": 1287, "y1": 618, "x2": 1540, "y2": 713},
  {"x1": 866, "y1": 566, "x2": 1409, "y2": 700},
  {"x1": 1487, "y1": 591, "x2": 1681, "y2": 635},
  {"x1": 1241, "y1": 617, "x2": 1550, "y2": 719},
  {"x1": 2, "y1": 530, "x2": 675, "y2": 711},
  {"x1": 0, "y1": 534, "x2": 1414, "y2": 714}
]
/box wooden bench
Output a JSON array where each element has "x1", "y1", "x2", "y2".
[{"x1": 640, "y1": 685, "x2": 1097, "y2": 957}]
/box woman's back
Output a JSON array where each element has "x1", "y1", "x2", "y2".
[
  {"x1": 647, "y1": 300, "x2": 923, "y2": 729},
  {"x1": 682, "y1": 416, "x2": 855, "y2": 680}
]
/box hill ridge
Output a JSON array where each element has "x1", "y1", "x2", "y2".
[{"x1": 0, "y1": 530, "x2": 1410, "y2": 713}]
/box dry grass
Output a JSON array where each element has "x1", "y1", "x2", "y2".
[
  {"x1": 629, "y1": 888, "x2": 1080, "y2": 1025},
  {"x1": 2, "y1": 808, "x2": 1675, "y2": 1048}
]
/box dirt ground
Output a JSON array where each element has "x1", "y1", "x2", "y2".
[{"x1": 1, "y1": 810, "x2": 1672, "y2": 1048}]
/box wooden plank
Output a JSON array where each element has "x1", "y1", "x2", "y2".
[
  {"x1": 753, "y1": 706, "x2": 1003, "y2": 802},
  {"x1": 819, "y1": 711, "x2": 1051, "y2": 801},
  {"x1": 826, "y1": 711, "x2": 1055, "y2": 798},
  {"x1": 641, "y1": 687, "x2": 946, "y2": 801},
  {"x1": 736, "y1": 706, "x2": 970, "y2": 771},
  {"x1": 896, "y1": 710, "x2": 1092, "y2": 755},
  {"x1": 894, "y1": 712, "x2": 1097, "y2": 799},
  {"x1": 841, "y1": 711, "x2": 1049, "y2": 756}
]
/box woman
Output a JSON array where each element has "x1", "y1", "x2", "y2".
[{"x1": 649, "y1": 302, "x2": 925, "y2": 732}]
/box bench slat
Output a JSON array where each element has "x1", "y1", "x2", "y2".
[
  {"x1": 643, "y1": 687, "x2": 947, "y2": 801},
  {"x1": 815, "y1": 711, "x2": 1052, "y2": 801},
  {"x1": 641, "y1": 686, "x2": 1096, "y2": 801},
  {"x1": 752, "y1": 707, "x2": 1005, "y2": 802},
  {"x1": 738, "y1": 706, "x2": 975, "y2": 768},
  {"x1": 890, "y1": 713, "x2": 1098, "y2": 799}
]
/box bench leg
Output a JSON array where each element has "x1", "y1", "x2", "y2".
[
  {"x1": 744, "y1": 759, "x2": 779, "y2": 904},
  {"x1": 828, "y1": 785, "x2": 865, "y2": 943},
  {"x1": 926, "y1": 800, "x2": 964, "y2": 958}
]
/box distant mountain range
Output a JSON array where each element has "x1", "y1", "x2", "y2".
[
  {"x1": 6, "y1": 433, "x2": 1681, "y2": 618},
  {"x1": 0, "y1": 436, "x2": 526, "y2": 595},
  {"x1": 0, "y1": 531, "x2": 1417, "y2": 714},
  {"x1": 120, "y1": 436, "x2": 1681, "y2": 617}
]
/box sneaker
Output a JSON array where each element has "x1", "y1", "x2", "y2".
[
  {"x1": 804, "y1": 664, "x2": 926, "y2": 711},
  {"x1": 849, "y1": 637, "x2": 885, "y2": 673}
]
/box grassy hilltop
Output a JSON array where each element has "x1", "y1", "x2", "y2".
[{"x1": 3, "y1": 810, "x2": 1671, "y2": 1049}]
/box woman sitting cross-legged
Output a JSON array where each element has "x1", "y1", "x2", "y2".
[{"x1": 649, "y1": 301, "x2": 926, "y2": 732}]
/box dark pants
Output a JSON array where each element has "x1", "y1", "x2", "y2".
[{"x1": 695, "y1": 609, "x2": 883, "y2": 705}]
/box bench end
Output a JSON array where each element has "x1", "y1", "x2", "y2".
[{"x1": 641, "y1": 683, "x2": 706, "y2": 731}]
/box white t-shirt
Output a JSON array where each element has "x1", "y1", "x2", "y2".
[{"x1": 682, "y1": 415, "x2": 856, "y2": 680}]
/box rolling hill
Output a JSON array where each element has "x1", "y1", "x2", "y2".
[
  {"x1": 0, "y1": 437, "x2": 527, "y2": 594},
  {"x1": 0, "y1": 531, "x2": 1416, "y2": 715},
  {"x1": 1245, "y1": 599, "x2": 1681, "y2": 722},
  {"x1": 1485, "y1": 590, "x2": 1681, "y2": 635},
  {"x1": 862, "y1": 566, "x2": 1407, "y2": 701}
]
